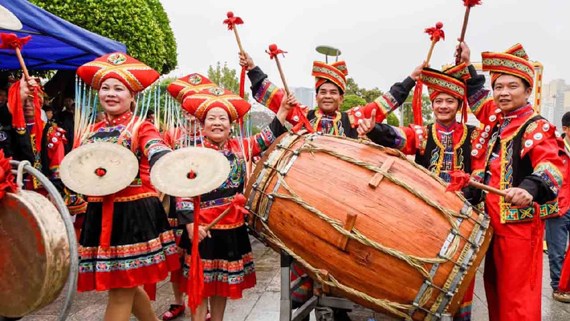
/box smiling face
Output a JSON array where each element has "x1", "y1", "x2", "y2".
[
  {"x1": 492, "y1": 74, "x2": 532, "y2": 113},
  {"x1": 202, "y1": 107, "x2": 231, "y2": 145},
  {"x1": 316, "y1": 82, "x2": 344, "y2": 114},
  {"x1": 98, "y1": 78, "x2": 134, "y2": 116},
  {"x1": 432, "y1": 93, "x2": 460, "y2": 127}
]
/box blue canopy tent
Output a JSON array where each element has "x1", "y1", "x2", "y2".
[{"x1": 0, "y1": 0, "x2": 126, "y2": 70}]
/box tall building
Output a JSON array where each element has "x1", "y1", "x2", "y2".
[
  {"x1": 544, "y1": 79, "x2": 569, "y2": 126},
  {"x1": 291, "y1": 86, "x2": 315, "y2": 109}
]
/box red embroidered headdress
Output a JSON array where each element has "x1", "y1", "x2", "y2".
[
  {"x1": 482, "y1": 43, "x2": 534, "y2": 88},
  {"x1": 421, "y1": 62, "x2": 471, "y2": 101},
  {"x1": 167, "y1": 73, "x2": 250, "y2": 122},
  {"x1": 76, "y1": 52, "x2": 159, "y2": 93},
  {"x1": 312, "y1": 60, "x2": 348, "y2": 93}
]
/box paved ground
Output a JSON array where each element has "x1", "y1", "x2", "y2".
[{"x1": 19, "y1": 238, "x2": 570, "y2": 321}]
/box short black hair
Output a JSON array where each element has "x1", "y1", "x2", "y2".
[
  {"x1": 562, "y1": 112, "x2": 570, "y2": 127},
  {"x1": 315, "y1": 80, "x2": 344, "y2": 95},
  {"x1": 146, "y1": 109, "x2": 155, "y2": 117}
]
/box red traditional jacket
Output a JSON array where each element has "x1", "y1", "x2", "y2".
[{"x1": 467, "y1": 87, "x2": 565, "y2": 224}]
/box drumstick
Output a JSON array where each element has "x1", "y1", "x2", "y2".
[
  {"x1": 204, "y1": 206, "x2": 232, "y2": 231},
  {"x1": 468, "y1": 179, "x2": 507, "y2": 197}
]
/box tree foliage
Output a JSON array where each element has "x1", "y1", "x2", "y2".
[
  {"x1": 207, "y1": 62, "x2": 249, "y2": 101},
  {"x1": 340, "y1": 94, "x2": 366, "y2": 112},
  {"x1": 30, "y1": 0, "x2": 177, "y2": 74},
  {"x1": 345, "y1": 77, "x2": 433, "y2": 125},
  {"x1": 400, "y1": 92, "x2": 433, "y2": 126}
]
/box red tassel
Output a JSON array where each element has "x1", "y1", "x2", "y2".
[
  {"x1": 0, "y1": 150, "x2": 17, "y2": 199},
  {"x1": 239, "y1": 65, "x2": 246, "y2": 99},
  {"x1": 0, "y1": 33, "x2": 31, "y2": 50},
  {"x1": 463, "y1": 0, "x2": 482, "y2": 7},
  {"x1": 99, "y1": 194, "x2": 116, "y2": 249},
  {"x1": 424, "y1": 22, "x2": 445, "y2": 43},
  {"x1": 290, "y1": 105, "x2": 314, "y2": 134},
  {"x1": 7, "y1": 81, "x2": 44, "y2": 152},
  {"x1": 412, "y1": 80, "x2": 424, "y2": 126},
  {"x1": 143, "y1": 283, "x2": 157, "y2": 300},
  {"x1": 222, "y1": 11, "x2": 244, "y2": 30},
  {"x1": 560, "y1": 250, "x2": 570, "y2": 292},
  {"x1": 266, "y1": 44, "x2": 287, "y2": 60},
  {"x1": 446, "y1": 170, "x2": 471, "y2": 192},
  {"x1": 188, "y1": 196, "x2": 204, "y2": 313}
]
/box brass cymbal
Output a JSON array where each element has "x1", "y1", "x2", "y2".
[
  {"x1": 151, "y1": 146, "x2": 231, "y2": 198},
  {"x1": 59, "y1": 142, "x2": 139, "y2": 196}
]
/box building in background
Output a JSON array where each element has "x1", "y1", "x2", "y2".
[{"x1": 291, "y1": 86, "x2": 315, "y2": 109}]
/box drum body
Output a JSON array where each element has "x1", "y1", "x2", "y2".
[
  {"x1": 0, "y1": 190, "x2": 70, "y2": 318},
  {"x1": 245, "y1": 133, "x2": 492, "y2": 321}
]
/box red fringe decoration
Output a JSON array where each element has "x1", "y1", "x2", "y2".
[
  {"x1": 239, "y1": 65, "x2": 246, "y2": 99},
  {"x1": 560, "y1": 251, "x2": 570, "y2": 292},
  {"x1": 7, "y1": 81, "x2": 45, "y2": 152},
  {"x1": 266, "y1": 44, "x2": 287, "y2": 60},
  {"x1": 446, "y1": 170, "x2": 471, "y2": 192},
  {"x1": 425, "y1": 22, "x2": 445, "y2": 43},
  {"x1": 0, "y1": 150, "x2": 17, "y2": 199},
  {"x1": 411, "y1": 81, "x2": 424, "y2": 126},
  {"x1": 222, "y1": 11, "x2": 243, "y2": 30},
  {"x1": 188, "y1": 196, "x2": 204, "y2": 313},
  {"x1": 0, "y1": 33, "x2": 31, "y2": 50},
  {"x1": 464, "y1": 0, "x2": 482, "y2": 7}
]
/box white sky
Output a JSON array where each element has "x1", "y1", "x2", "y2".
[{"x1": 161, "y1": 0, "x2": 570, "y2": 91}]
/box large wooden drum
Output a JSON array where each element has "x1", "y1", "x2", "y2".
[
  {"x1": 245, "y1": 133, "x2": 492, "y2": 321},
  {"x1": 0, "y1": 190, "x2": 70, "y2": 318}
]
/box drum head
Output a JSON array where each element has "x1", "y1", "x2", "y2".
[
  {"x1": 59, "y1": 142, "x2": 139, "y2": 196},
  {"x1": 0, "y1": 191, "x2": 69, "y2": 317},
  {"x1": 151, "y1": 146, "x2": 231, "y2": 197},
  {"x1": 0, "y1": 5, "x2": 23, "y2": 30}
]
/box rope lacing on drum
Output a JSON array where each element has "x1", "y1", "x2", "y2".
[
  {"x1": 259, "y1": 220, "x2": 415, "y2": 321},
  {"x1": 273, "y1": 174, "x2": 444, "y2": 281},
  {"x1": 299, "y1": 142, "x2": 469, "y2": 230}
]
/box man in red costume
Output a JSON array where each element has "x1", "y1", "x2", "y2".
[{"x1": 460, "y1": 42, "x2": 566, "y2": 320}]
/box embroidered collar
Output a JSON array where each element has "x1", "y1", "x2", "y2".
[
  {"x1": 500, "y1": 104, "x2": 534, "y2": 121},
  {"x1": 435, "y1": 121, "x2": 459, "y2": 135},
  {"x1": 203, "y1": 136, "x2": 227, "y2": 150},
  {"x1": 105, "y1": 111, "x2": 133, "y2": 126}
]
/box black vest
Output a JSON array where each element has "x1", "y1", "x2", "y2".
[{"x1": 415, "y1": 123, "x2": 475, "y2": 175}]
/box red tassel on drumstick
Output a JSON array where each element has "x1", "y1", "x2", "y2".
[
  {"x1": 455, "y1": 0, "x2": 482, "y2": 65},
  {"x1": 446, "y1": 170, "x2": 507, "y2": 197},
  {"x1": 412, "y1": 22, "x2": 445, "y2": 126},
  {"x1": 223, "y1": 11, "x2": 254, "y2": 184},
  {"x1": 266, "y1": 44, "x2": 314, "y2": 133},
  {"x1": 1, "y1": 33, "x2": 45, "y2": 152}
]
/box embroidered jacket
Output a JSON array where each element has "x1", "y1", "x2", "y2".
[
  {"x1": 177, "y1": 117, "x2": 286, "y2": 229},
  {"x1": 247, "y1": 66, "x2": 415, "y2": 138},
  {"x1": 83, "y1": 111, "x2": 171, "y2": 203},
  {"x1": 466, "y1": 65, "x2": 565, "y2": 224}
]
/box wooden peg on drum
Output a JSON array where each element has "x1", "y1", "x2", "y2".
[
  {"x1": 337, "y1": 213, "x2": 358, "y2": 251},
  {"x1": 369, "y1": 157, "x2": 395, "y2": 188}
]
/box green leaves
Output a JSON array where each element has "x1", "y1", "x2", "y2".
[{"x1": 30, "y1": 0, "x2": 178, "y2": 74}]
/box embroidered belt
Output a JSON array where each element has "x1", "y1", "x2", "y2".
[
  {"x1": 201, "y1": 195, "x2": 234, "y2": 209},
  {"x1": 502, "y1": 201, "x2": 558, "y2": 223}
]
